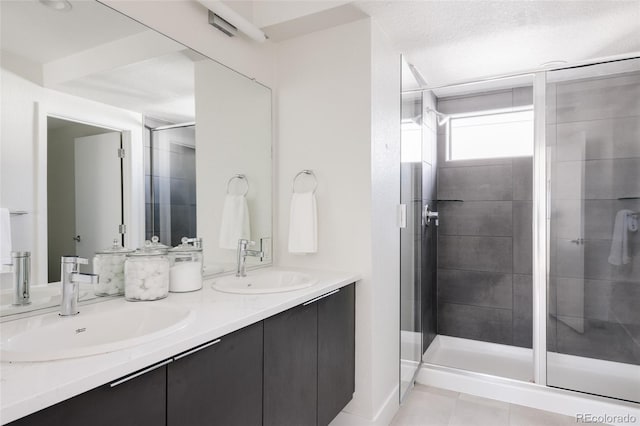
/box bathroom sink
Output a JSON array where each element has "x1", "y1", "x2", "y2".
[
  {"x1": 0, "y1": 303, "x2": 193, "y2": 362},
  {"x1": 212, "y1": 270, "x2": 317, "y2": 294}
]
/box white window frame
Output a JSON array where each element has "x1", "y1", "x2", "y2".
[{"x1": 446, "y1": 105, "x2": 534, "y2": 162}]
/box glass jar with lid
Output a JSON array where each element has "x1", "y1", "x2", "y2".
[
  {"x1": 93, "y1": 239, "x2": 134, "y2": 296},
  {"x1": 124, "y1": 236, "x2": 170, "y2": 301},
  {"x1": 168, "y1": 237, "x2": 203, "y2": 292}
]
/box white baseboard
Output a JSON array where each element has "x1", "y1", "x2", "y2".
[
  {"x1": 330, "y1": 385, "x2": 399, "y2": 426},
  {"x1": 416, "y1": 364, "x2": 640, "y2": 426}
]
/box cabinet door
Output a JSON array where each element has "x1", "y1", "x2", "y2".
[
  {"x1": 317, "y1": 284, "x2": 356, "y2": 426},
  {"x1": 8, "y1": 362, "x2": 167, "y2": 426},
  {"x1": 167, "y1": 322, "x2": 263, "y2": 426},
  {"x1": 263, "y1": 302, "x2": 318, "y2": 426}
]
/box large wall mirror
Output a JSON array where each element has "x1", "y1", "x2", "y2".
[{"x1": 0, "y1": 0, "x2": 272, "y2": 316}]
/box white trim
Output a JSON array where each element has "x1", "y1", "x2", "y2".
[
  {"x1": 532, "y1": 71, "x2": 547, "y2": 385},
  {"x1": 330, "y1": 385, "x2": 400, "y2": 426},
  {"x1": 416, "y1": 364, "x2": 640, "y2": 426},
  {"x1": 402, "y1": 52, "x2": 640, "y2": 94}
]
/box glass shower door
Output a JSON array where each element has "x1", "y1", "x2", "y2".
[
  {"x1": 399, "y1": 91, "x2": 424, "y2": 400},
  {"x1": 546, "y1": 58, "x2": 640, "y2": 403}
]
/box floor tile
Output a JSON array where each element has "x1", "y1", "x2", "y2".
[
  {"x1": 508, "y1": 403, "x2": 577, "y2": 426},
  {"x1": 390, "y1": 387, "x2": 606, "y2": 426},
  {"x1": 448, "y1": 396, "x2": 510, "y2": 426},
  {"x1": 391, "y1": 386, "x2": 457, "y2": 426}
]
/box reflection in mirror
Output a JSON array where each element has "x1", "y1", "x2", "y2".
[
  {"x1": 0, "y1": 0, "x2": 272, "y2": 317},
  {"x1": 47, "y1": 117, "x2": 123, "y2": 282},
  {"x1": 145, "y1": 121, "x2": 197, "y2": 247}
]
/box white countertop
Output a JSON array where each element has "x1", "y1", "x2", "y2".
[{"x1": 0, "y1": 268, "x2": 360, "y2": 424}]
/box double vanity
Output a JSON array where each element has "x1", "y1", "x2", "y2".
[
  {"x1": 0, "y1": 1, "x2": 357, "y2": 425},
  {"x1": 0, "y1": 269, "x2": 359, "y2": 425}
]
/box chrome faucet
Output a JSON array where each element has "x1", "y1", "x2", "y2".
[
  {"x1": 236, "y1": 239, "x2": 263, "y2": 278},
  {"x1": 60, "y1": 256, "x2": 99, "y2": 316},
  {"x1": 4, "y1": 251, "x2": 31, "y2": 306}
]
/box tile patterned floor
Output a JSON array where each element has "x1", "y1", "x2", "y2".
[{"x1": 391, "y1": 385, "x2": 604, "y2": 426}]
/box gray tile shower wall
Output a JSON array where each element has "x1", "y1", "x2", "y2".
[
  {"x1": 547, "y1": 71, "x2": 640, "y2": 366},
  {"x1": 436, "y1": 87, "x2": 534, "y2": 348}
]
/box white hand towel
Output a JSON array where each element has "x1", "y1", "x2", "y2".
[
  {"x1": 0, "y1": 208, "x2": 12, "y2": 267},
  {"x1": 288, "y1": 192, "x2": 317, "y2": 254},
  {"x1": 219, "y1": 194, "x2": 251, "y2": 250},
  {"x1": 608, "y1": 209, "x2": 633, "y2": 266}
]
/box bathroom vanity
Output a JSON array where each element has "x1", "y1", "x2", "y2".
[{"x1": 1, "y1": 271, "x2": 358, "y2": 426}]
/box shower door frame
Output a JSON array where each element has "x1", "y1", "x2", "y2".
[{"x1": 532, "y1": 71, "x2": 547, "y2": 386}]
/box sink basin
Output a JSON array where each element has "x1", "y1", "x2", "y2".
[
  {"x1": 212, "y1": 270, "x2": 317, "y2": 294},
  {"x1": 0, "y1": 303, "x2": 193, "y2": 362}
]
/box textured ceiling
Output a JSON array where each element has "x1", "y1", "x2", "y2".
[{"x1": 355, "y1": 0, "x2": 640, "y2": 88}]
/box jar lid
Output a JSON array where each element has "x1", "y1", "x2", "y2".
[
  {"x1": 170, "y1": 236, "x2": 203, "y2": 253},
  {"x1": 96, "y1": 239, "x2": 134, "y2": 254},
  {"x1": 128, "y1": 236, "x2": 169, "y2": 256},
  {"x1": 127, "y1": 248, "x2": 167, "y2": 257}
]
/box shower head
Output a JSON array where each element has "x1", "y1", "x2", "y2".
[{"x1": 425, "y1": 107, "x2": 450, "y2": 126}]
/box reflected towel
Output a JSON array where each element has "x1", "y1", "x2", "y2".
[
  {"x1": 219, "y1": 194, "x2": 251, "y2": 250},
  {"x1": 608, "y1": 209, "x2": 633, "y2": 266},
  {"x1": 288, "y1": 192, "x2": 317, "y2": 254},
  {"x1": 0, "y1": 208, "x2": 11, "y2": 268}
]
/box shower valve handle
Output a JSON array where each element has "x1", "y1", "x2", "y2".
[{"x1": 423, "y1": 205, "x2": 439, "y2": 227}]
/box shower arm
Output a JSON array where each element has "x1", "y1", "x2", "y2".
[{"x1": 424, "y1": 107, "x2": 450, "y2": 126}]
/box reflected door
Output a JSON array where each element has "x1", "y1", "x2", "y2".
[{"x1": 74, "y1": 132, "x2": 123, "y2": 272}]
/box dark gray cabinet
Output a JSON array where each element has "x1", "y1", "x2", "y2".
[
  {"x1": 264, "y1": 301, "x2": 318, "y2": 426},
  {"x1": 8, "y1": 360, "x2": 167, "y2": 426},
  {"x1": 318, "y1": 284, "x2": 356, "y2": 426},
  {"x1": 264, "y1": 284, "x2": 355, "y2": 426},
  {"x1": 167, "y1": 322, "x2": 263, "y2": 426}
]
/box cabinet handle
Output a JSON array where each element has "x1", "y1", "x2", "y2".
[
  {"x1": 303, "y1": 289, "x2": 340, "y2": 306},
  {"x1": 174, "y1": 339, "x2": 222, "y2": 361},
  {"x1": 110, "y1": 359, "x2": 173, "y2": 388}
]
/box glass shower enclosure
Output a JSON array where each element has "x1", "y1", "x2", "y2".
[{"x1": 399, "y1": 56, "x2": 640, "y2": 405}]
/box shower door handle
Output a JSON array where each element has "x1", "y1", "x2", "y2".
[{"x1": 423, "y1": 205, "x2": 439, "y2": 227}]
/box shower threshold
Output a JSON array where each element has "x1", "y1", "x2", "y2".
[{"x1": 423, "y1": 335, "x2": 640, "y2": 403}]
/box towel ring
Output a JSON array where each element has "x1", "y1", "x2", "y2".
[
  {"x1": 226, "y1": 174, "x2": 249, "y2": 196},
  {"x1": 292, "y1": 170, "x2": 317, "y2": 194}
]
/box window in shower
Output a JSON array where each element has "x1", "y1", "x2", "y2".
[{"x1": 447, "y1": 107, "x2": 533, "y2": 161}]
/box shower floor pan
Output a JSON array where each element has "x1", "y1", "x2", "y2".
[{"x1": 423, "y1": 335, "x2": 640, "y2": 403}]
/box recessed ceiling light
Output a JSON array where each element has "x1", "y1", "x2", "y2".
[
  {"x1": 540, "y1": 60, "x2": 568, "y2": 69},
  {"x1": 39, "y1": 0, "x2": 72, "y2": 12}
]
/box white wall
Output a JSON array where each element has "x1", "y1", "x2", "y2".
[
  {"x1": 369, "y1": 21, "x2": 401, "y2": 421},
  {"x1": 0, "y1": 69, "x2": 144, "y2": 287},
  {"x1": 101, "y1": 0, "x2": 276, "y2": 88},
  {"x1": 275, "y1": 18, "x2": 400, "y2": 423}
]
